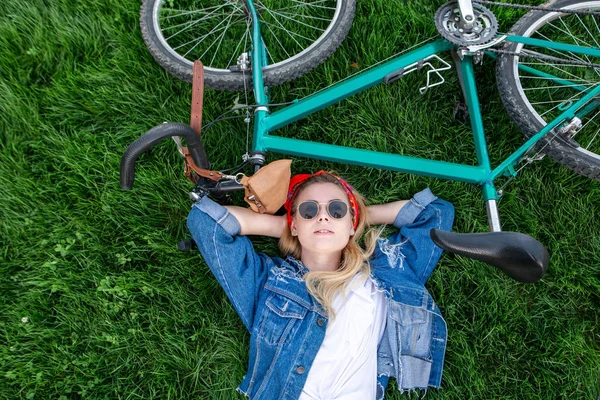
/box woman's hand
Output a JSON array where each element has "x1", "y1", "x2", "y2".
[
  {"x1": 367, "y1": 200, "x2": 409, "y2": 226},
  {"x1": 224, "y1": 206, "x2": 287, "y2": 238}
]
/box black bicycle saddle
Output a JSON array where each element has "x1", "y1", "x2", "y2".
[{"x1": 430, "y1": 229, "x2": 549, "y2": 283}]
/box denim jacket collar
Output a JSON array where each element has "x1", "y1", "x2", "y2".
[{"x1": 284, "y1": 255, "x2": 311, "y2": 276}]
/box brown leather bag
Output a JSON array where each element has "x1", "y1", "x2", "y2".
[{"x1": 239, "y1": 159, "x2": 292, "y2": 214}]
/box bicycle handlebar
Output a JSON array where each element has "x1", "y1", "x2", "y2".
[{"x1": 120, "y1": 123, "x2": 209, "y2": 190}]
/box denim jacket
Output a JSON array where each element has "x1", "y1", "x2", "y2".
[{"x1": 186, "y1": 188, "x2": 454, "y2": 399}]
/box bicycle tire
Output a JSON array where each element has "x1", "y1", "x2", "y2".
[
  {"x1": 496, "y1": 0, "x2": 600, "y2": 180},
  {"x1": 140, "y1": 0, "x2": 356, "y2": 91}
]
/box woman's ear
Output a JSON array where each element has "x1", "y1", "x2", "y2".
[{"x1": 290, "y1": 220, "x2": 298, "y2": 236}]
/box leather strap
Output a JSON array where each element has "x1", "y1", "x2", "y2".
[
  {"x1": 190, "y1": 60, "x2": 204, "y2": 135},
  {"x1": 180, "y1": 61, "x2": 224, "y2": 183},
  {"x1": 182, "y1": 147, "x2": 223, "y2": 182}
]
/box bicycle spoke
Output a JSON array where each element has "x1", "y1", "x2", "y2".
[
  {"x1": 520, "y1": 75, "x2": 590, "y2": 83},
  {"x1": 288, "y1": 0, "x2": 336, "y2": 11},
  {"x1": 256, "y1": 4, "x2": 327, "y2": 32},
  {"x1": 522, "y1": 82, "x2": 595, "y2": 91},
  {"x1": 260, "y1": 8, "x2": 310, "y2": 49},
  {"x1": 256, "y1": 0, "x2": 334, "y2": 13},
  {"x1": 264, "y1": 19, "x2": 314, "y2": 44},
  {"x1": 557, "y1": 15, "x2": 595, "y2": 67},
  {"x1": 593, "y1": 12, "x2": 600, "y2": 36},
  {"x1": 164, "y1": 3, "x2": 237, "y2": 41},
  {"x1": 585, "y1": 126, "x2": 600, "y2": 150},
  {"x1": 521, "y1": 57, "x2": 590, "y2": 82},
  {"x1": 197, "y1": 13, "x2": 239, "y2": 60},
  {"x1": 264, "y1": 44, "x2": 276, "y2": 64},
  {"x1": 162, "y1": 11, "x2": 233, "y2": 33},
  {"x1": 263, "y1": 22, "x2": 292, "y2": 59},
  {"x1": 161, "y1": 5, "x2": 229, "y2": 20},
  {"x1": 573, "y1": 14, "x2": 600, "y2": 80},
  {"x1": 173, "y1": 17, "x2": 230, "y2": 52},
  {"x1": 536, "y1": 89, "x2": 587, "y2": 117},
  {"x1": 226, "y1": 22, "x2": 251, "y2": 69},
  {"x1": 181, "y1": 16, "x2": 244, "y2": 58},
  {"x1": 274, "y1": 9, "x2": 334, "y2": 22},
  {"x1": 575, "y1": 14, "x2": 600, "y2": 48},
  {"x1": 529, "y1": 98, "x2": 580, "y2": 106},
  {"x1": 533, "y1": 31, "x2": 587, "y2": 64},
  {"x1": 209, "y1": 12, "x2": 237, "y2": 66},
  {"x1": 574, "y1": 108, "x2": 600, "y2": 148}
]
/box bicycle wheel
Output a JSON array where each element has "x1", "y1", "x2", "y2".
[
  {"x1": 140, "y1": 0, "x2": 355, "y2": 90},
  {"x1": 497, "y1": 0, "x2": 600, "y2": 180}
]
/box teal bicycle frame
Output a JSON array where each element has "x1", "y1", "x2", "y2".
[{"x1": 242, "y1": 0, "x2": 600, "y2": 231}]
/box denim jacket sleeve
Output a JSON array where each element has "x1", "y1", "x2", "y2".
[
  {"x1": 186, "y1": 196, "x2": 269, "y2": 331},
  {"x1": 375, "y1": 188, "x2": 454, "y2": 284}
]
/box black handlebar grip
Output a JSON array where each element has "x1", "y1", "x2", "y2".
[
  {"x1": 177, "y1": 238, "x2": 197, "y2": 252},
  {"x1": 120, "y1": 123, "x2": 209, "y2": 190}
]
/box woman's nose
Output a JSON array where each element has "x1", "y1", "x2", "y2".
[{"x1": 317, "y1": 206, "x2": 330, "y2": 221}]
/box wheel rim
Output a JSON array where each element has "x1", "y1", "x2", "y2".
[
  {"x1": 152, "y1": 0, "x2": 342, "y2": 74},
  {"x1": 510, "y1": 1, "x2": 600, "y2": 159}
]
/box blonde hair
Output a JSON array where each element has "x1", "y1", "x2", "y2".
[{"x1": 278, "y1": 173, "x2": 379, "y2": 318}]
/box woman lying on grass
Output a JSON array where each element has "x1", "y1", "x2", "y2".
[{"x1": 186, "y1": 170, "x2": 454, "y2": 400}]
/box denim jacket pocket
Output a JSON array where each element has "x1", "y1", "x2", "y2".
[
  {"x1": 390, "y1": 302, "x2": 433, "y2": 361},
  {"x1": 259, "y1": 293, "x2": 308, "y2": 345}
]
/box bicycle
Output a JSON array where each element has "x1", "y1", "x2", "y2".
[{"x1": 120, "y1": 0, "x2": 600, "y2": 282}]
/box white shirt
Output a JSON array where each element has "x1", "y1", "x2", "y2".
[{"x1": 299, "y1": 273, "x2": 388, "y2": 400}]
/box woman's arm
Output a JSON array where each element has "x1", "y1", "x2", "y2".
[
  {"x1": 367, "y1": 200, "x2": 409, "y2": 225},
  {"x1": 224, "y1": 206, "x2": 287, "y2": 238},
  {"x1": 187, "y1": 198, "x2": 270, "y2": 331}
]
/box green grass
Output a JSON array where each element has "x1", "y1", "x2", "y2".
[{"x1": 1, "y1": 0, "x2": 599, "y2": 399}]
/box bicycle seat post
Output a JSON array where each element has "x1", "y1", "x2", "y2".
[{"x1": 486, "y1": 199, "x2": 501, "y2": 232}]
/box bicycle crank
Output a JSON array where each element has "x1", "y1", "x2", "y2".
[{"x1": 434, "y1": 1, "x2": 499, "y2": 46}]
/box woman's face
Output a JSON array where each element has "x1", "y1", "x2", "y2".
[{"x1": 290, "y1": 182, "x2": 355, "y2": 255}]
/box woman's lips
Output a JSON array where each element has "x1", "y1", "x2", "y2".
[{"x1": 314, "y1": 229, "x2": 334, "y2": 235}]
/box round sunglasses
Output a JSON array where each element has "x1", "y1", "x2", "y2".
[{"x1": 296, "y1": 199, "x2": 349, "y2": 220}]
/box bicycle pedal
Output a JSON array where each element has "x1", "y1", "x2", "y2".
[{"x1": 452, "y1": 101, "x2": 469, "y2": 121}]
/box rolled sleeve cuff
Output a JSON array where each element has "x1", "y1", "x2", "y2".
[
  {"x1": 393, "y1": 188, "x2": 438, "y2": 228},
  {"x1": 193, "y1": 196, "x2": 241, "y2": 236}
]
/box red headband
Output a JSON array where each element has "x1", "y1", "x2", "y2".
[{"x1": 284, "y1": 171, "x2": 360, "y2": 231}]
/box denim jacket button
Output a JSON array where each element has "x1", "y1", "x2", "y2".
[
  {"x1": 317, "y1": 318, "x2": 324, "y2": 327},
  {"x1": 296, "y1": 366, "x2": 305, "y2": 374}
]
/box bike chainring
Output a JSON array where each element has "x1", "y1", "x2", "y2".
[
  {"x1": 435, "y1": 1, "x2": 498, "y2": 46},
  {"x1": 435, "y1": 0, "x2": 600, "y2": 68}
]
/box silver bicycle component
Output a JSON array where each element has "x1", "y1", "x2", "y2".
[
  {"x1": 525, "y1": 152, "x2": 547, "y2": 162},
  {"x1": 189, "y1": 191, "x2": 202, "y2": 202},
  {"x1": 558, "y1": 118, "x2": 583, "y2": 137},
  {"x1": 486, "y1": 199, "x2": 502, "y2": 232},
  {"x1": 465, "y1": 35, "x2": 507, "y2": 53},
  {"x1": 435, "y1": 1, "x2": 498, "y2": 46},
  {"x1": 397, "y1": 55, "x2": 452, "y2": 94},
  {"x1": 217, "y1": 173, "x2": 244, "y2": 182},
  {"x1": 238, "y1": 52, "x2": 250, "y2": 72},
  {"x1": 419, "y1": 58, "x2": 452, "y2": 94},
  {"x1": 457, "y1": 0, "x2": 476, "y2": 27},
  {"x1": 254, "y1": 106, "x2": 269, "y2": 113},
  {"x1": 242, "y1": 152, "x2": 266, "y2": 164}
]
